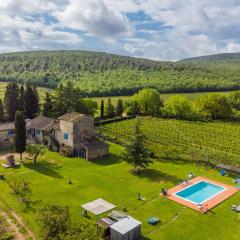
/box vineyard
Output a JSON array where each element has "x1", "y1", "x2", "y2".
[{"x1": 97, "y1": 117, "x2": 240, "y2": 166}]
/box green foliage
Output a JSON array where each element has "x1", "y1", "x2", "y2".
[
  {"x1": 163, "y1": 96, "x2": 193, "y2": 119},
  {"x1": 105, "y1": 98, "x2": 115, "y2": 119},
  {"x1": 4, "y1": 82, "x2": 19, "y2": 121},
  {"x1": 98, "y1": 117, "x2": 240, "y2": 166},
  {"x1": 26, "y1": 144, "x2": 47, "y2": 163},
  {"x1": 116, "y1": 99, "x2": 124, "y2": 116},
  {"x1": 133, "y1": 88, "x2": 162, "y2": 115},
  {"x1": 0, "y1": 100, "x2": 4, "y2": 122},
  {"x1": 0, "y1": 233, "x2": 14, "y2": 240},
  {"x1": 8, "y1": 178, "x2": 31, "y2": 203},
  {"x1": 14, "y1": 111, "x2": 26, "y2": 161},
  {"x1": 124, "y1": 119, "x2": 153, "y2": 172},
  {"x1": 1, "y1": 51, "x2": 240, "y2": 97},
  {"x1": 228, "y1": 90, "x2": 240, "y2": 111},
  {"x1": 42, "y1": 92, "x2": 53, "y2": 117},
  {"x1": 194, "y1": 93, "x2": 232, "y2": 120},
  {"x1": 100, "y1": 99, "x2": 104, "y2": 119},
  {"x1": 38, "y1": 205, "x2": 70, "y2": 240},
  {"x1": 24, "y1": 85, "x2": 40, "y2": 119},
  {"x1": 51, "y1": 81, "x2": 97, "y2": 117},
  {"x1": 62, "y1": 221, "x2": 103, "y2": 240}
]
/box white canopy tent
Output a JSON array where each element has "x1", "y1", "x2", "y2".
[{"x1": 81, "y1": 198, "x2": 116, "y2": 217}]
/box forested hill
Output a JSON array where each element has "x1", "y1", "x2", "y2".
[
  {"x1": 0, "y1": 50, "x2": 240, "y2": 97},
  {"x1": 180, "y1": 52, "x2": 240, "y2": 62}
]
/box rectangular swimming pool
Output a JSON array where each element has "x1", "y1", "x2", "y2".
[{"x1": 174, "y1": 181, "x2": 226, "y2": 204}]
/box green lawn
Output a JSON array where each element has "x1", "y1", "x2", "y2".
[{"x1": 0, "y1": 143, "x2": 239, "y2": 239}]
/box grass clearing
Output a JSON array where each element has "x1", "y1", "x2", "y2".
[{"x1": 0, "y1": 143, "x2": 239, "y2": 239}]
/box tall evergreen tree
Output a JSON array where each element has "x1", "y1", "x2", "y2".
[
  {"x1": 116, "y1": 99, "x2": 124, "y2": 116},
  {"x1": 24, "y1": 85, "x2": 39, "y2": 119},
  {"x1": 0, "y1": 99, "x2": 4, "y2": 122},
  {"x1": 105, "y1": 98, "x2": 115, "y2": 119},
  {"x1": 4, "y1": 82, "x2": 19, "y2": 121},
  {"x1": 18, "y1": 84, "x2": 25, "y2": 112},
  {"x1": 100, "y1": 99, "x2": 104, "y2": 119},
  {"x1": 14, "y1": 111, "x2": 26, "y2": 162},
  {"x1": 124, "y1": 119, "x2": 152, "y2": 174},
  {"x1": 42, "y1": 92, "x2": 53, "y2": 117}
]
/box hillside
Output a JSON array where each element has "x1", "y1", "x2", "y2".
[
  {"x1": 0, "y1": 50, "x2": 240, "y2": 97},
  {"x1": 180, "y1": 52, "x2": 240, "y2": 62}
]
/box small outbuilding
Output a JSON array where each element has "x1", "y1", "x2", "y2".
[
  {"x1": 110, "y1": 216, "x2": 142, "y2": 240},
  {"x1": 81, "y1": 198, "x2": 116, "y2": 217}
]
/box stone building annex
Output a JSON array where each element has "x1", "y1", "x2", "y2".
[{"x1": 0, "y1": 112, "x2": 109, "y2": 160}]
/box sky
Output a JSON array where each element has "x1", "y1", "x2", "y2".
[{"x1": 0, "y1": 0, "x2": 240, "y2": 61}]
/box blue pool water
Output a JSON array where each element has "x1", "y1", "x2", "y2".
[{"x1": 175, "y1": 181, "x2": 225, "y2": 204}]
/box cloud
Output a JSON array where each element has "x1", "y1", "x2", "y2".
[
  {"x1": 54, "y1": 0, "x2": 132, "y2": 41},
  {"x1": 0, "y1": 0, "x2": 240, "y2": 59}
]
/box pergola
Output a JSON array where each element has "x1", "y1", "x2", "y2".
[{"x1": 81, "y1": 198, "x2": 116, "y2": 218}]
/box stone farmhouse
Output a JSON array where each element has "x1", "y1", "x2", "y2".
[{"x1": 0, "y1": 112, "x2": 109, "y2": 160}]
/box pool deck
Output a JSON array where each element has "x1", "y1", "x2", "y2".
[{"x1": 161, "y1": 176, "x2": 239, "y2": 213}]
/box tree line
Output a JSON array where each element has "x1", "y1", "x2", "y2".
[
  {"x1": 100, "y1": 88, "x2": 240, "y2": 122},
  {"x1": 0, "y1": 81, "x2": 98, "y2": 123}
]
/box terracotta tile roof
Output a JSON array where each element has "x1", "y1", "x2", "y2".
[
  {"x1": 58, "y1": 112, "x2": 86, "y2": 122},
  {"x1": 29, "y1": 116, "x2": 55, "y2": 131}
]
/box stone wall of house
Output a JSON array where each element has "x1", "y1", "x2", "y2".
[
  {"x1": 73, "y1": 116, "x2": 94, "y2": 140},
  {"x1": 87, "y1": 146, "x2": 109, "y2": 160},
  {"x1": 59, "y1": 120, "x2": 74, "y2": 147}
]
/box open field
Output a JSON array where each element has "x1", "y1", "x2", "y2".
[
  {"x1": 98, "y1": 117, "x2": 240, "y2": 166},
  {"x1": 0, "y1": 82, "x2": 52, "y2": 103},
  {"x1": 0, "y1": 143, "x2": 239, "y2": 240}
]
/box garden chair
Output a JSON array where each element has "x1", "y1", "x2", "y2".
[{"x1": 232, "y1": 205, "x2": 240, "y2": 212}]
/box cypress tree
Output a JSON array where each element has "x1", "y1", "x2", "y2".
[
  {"x1": 14, "y1": 111, "x2": 26, "y2": 162},
  {"x1": 42, "y1": 92, "x2": 53, "y2": 117},
  {"x1": 116, "y1": 99, "x2": 124, "y2": 116},
  {"x1": 0, "y1": 99, "x2": 4, "y2": 122},
  {"x1": 24, "y1": 85, "x2": 39, "y2": 119},
  {"x1": 124, "y1": 119, "x2": 152, "y2": 174},
  {"x1": 4, "y1": 82, "x2": 19, "y2": 121},
  {"x1": 18, "y1": 84, "x2": 25, "y2": 112},
  {"x1": 100, "y1": 99, "x2": 104, "y2": 119},
  {"x1": 105, "y1": 98, "x2": 115, "y2": 119}
]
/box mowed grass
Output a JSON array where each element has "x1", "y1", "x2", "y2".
[
  {"x1": 0, "y1": 143, "x2": 239, "y2": 240},
  {"x1": 0, "y1": 82, "x2": 52, "y2": 103}
]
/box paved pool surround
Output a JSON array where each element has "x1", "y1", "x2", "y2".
[{"x1": 161, "y1": 176, "x2": 239, "y2": 213}]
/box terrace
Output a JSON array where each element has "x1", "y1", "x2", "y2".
[{"x1": 162, "y1": 176, "x2": 239, "y2": 213}]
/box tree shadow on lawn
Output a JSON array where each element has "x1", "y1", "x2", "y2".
[
  {"x1": 92, "y1": 153, "x2": 123, "y2": 166},
  {"x1": 23, "y1": 161, "x2": 63, "y2": 179},
  {"x1": 22, "y1": 199, "x2": 42, "y2": 213},
  {"x1": 137, "y1": 169, "x2": 181, "y2": 184}
]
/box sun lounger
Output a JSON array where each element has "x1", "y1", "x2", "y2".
[
  {"x1": 233, "y1": 178, "x2": 240, "y2": 183},
  {"x1": 2, "y1": 162, "x2": 21, "y2": 168},
  {"x1": 188, "y1": 172, "x2": 194, "y2": 179},
  {"x1": 232, "y1": 205, "x2": 240, "y2": 212}
]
